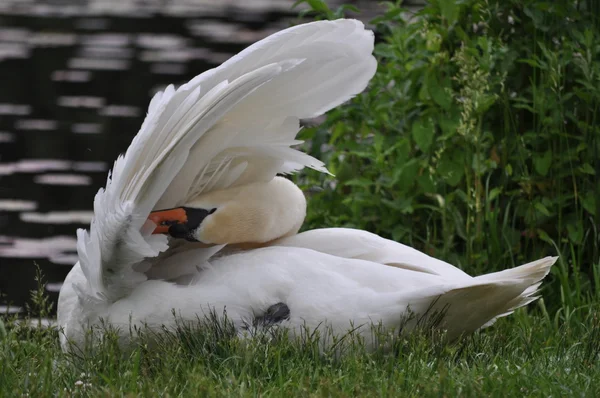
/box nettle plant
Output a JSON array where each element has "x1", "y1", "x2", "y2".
[{"x1": 295, "y1": 0, "x2": 600, "y2": 309}]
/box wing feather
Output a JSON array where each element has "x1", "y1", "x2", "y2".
[
  {"x1": 75, "y1": 19, "x2": 376, "y2": 304},
  {"x1": 77, "y1": 63, "x2": 289, "y2": 302}
]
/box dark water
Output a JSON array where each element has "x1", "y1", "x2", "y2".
[{"x1": 0, "y1": 0, "x2": 406, "y2": 316}]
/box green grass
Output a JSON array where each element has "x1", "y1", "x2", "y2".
[{"x1": 1, "y1": 307, "x2": 600, "y2": 397}]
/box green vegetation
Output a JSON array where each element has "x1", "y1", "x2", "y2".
[
  {"x1": 298, "y1": 0, "x2": 600, "y2": 313},
  {"x1": 2, "y1": 0, "x2": 600, "y2": 396}
]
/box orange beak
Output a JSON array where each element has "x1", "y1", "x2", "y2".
[{"x1": 148, "y1": 208, "x2": 188, "y2": 234}]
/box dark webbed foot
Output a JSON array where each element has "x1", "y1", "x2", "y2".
[{"x1": 252, "y1": 302, "x2": 290, "y2": 328}]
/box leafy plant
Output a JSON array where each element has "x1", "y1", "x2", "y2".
[{"x1": 295, "y1": 0, "x2": 600, "y2": 313}]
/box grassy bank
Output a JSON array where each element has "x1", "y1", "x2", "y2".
[{"x1": 1, "y1": 309, "x2": 600, "y2": 396}]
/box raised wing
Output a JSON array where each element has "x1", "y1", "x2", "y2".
[
  {"x1": 76, "y1": 64, "x2": 288, "y2": 303},
  {"x1": 155, "y1": 19, "x2": 376, "y2": 208},
  {"x1": 75, "y1": 19, "x2": 377, "y2": 304}
]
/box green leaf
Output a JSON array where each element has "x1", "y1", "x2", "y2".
[
  {"x1": 581, "y1": 193, "x2": 596, "y2": 215},
  {"x1": 425, "y1": 30, "x2": 442, "y2": 52},
  {"x1": 487, "y1": 187, "x2": 503, "y2": 202},
  {"x1": 537, "y1": 229, "x2": 553, "y2": 244},
  {"x1": 533, "y1": 150, "x2": 552, "y2": 176},
  {"x1": 395, "y1": 140, "x2": 411, "y2": 164},
  {"x1": 438, "y1": 154, "x2": 464, "y2": 187},
  {"x1": 293, "y1": 0, "x2": 330, "y2": 13},
  {"x1": 382, "y1": 197, "x2": 413, "y2": 213},
  {"x1": 330, "y1": 121, "x2": 347, "y2": 144},
  {"x1": 345, "y1": 178, "x2": 373, "y2": 189},
  {"x1": 518, "y1": 58, "x2": 548, "y2": 70},
  {"x1": 426, "y1": 72, "x2": 452, "y2": 110},
  {"x1": 334, "y1": 162, "x2": 354, "y2": 183},
  {"x1": 534, "y1": 202, "x2": 552, "y2": 217},
  {"x1": 475, "y1": 94, "x2": 498, "y2": 114},
  {"x1": 505, "y1": 164, "x2": 513, "y2": 176},
  {"x1": 438, "y1": 0, "x2": 460, "y2": 26},
  {"x1": 333, "y1": 5, "x2": 360, "y2": 18},
  {"x1": 524, "y1": 6, "x2": 549, "y2": 31},
  {"x1": 567, "y1": 223, "x2": 583, "y2": 245},
  {"x1": 472, "y1": 152, "x2": 489, "y2": 175},
  {"x1": 370, "y1": 5, "x2": 404, "y2": 24},
  {"x1": 579, "y1": 163, "x2": 596, "y2": 175},
  {"x1": 411, "y1": 117, "x2": 435, "y2": 152},
  {"x1": 417, "y1": 173, "x2": 435, "y2": 193},
  {"x1": 438, "y1": 113, "x2": 460, "y2": 136},
  {"x1": 395, "y1": 160, "x2": 419, "y2": 190}
]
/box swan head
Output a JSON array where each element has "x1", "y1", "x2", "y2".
[{"x1": 148, "y1": 176, "x2": 306, "y2": 245}]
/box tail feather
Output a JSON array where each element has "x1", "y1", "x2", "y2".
[
  {"x1": 421, "y1": 257, "x2": 557, "y2": 339},
  {"x1": 474, "y1": 256, "x2": 557, "y2": 284}
]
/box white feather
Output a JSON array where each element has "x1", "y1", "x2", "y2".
[{"x1": 73, "y1": 19, "x2": 377, "y2": 305}]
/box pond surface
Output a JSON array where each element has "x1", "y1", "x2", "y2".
[{"x1": 0, "y1": 0, "x2": 398, "y2": 316}]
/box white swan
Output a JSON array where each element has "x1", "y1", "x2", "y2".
[{"x1": 57, "y1": 19, "x2": 557, "y2": 351}]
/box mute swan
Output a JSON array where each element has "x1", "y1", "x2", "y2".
[{"x1": 57, "y1": 19, "x2": 557, "y2": 351}]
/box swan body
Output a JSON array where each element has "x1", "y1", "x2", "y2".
[{"x1": 57, "y1": 19, "x2": 557, "y2": 351}]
